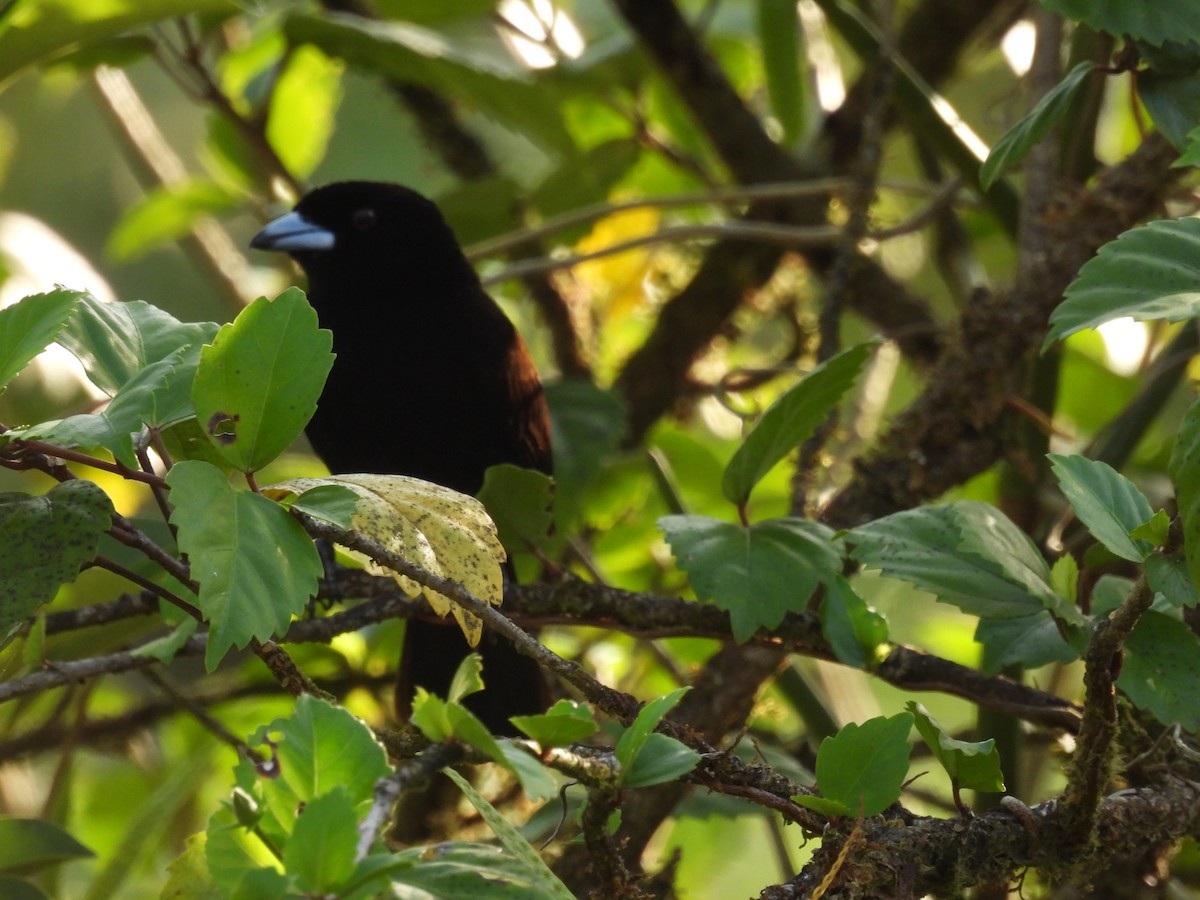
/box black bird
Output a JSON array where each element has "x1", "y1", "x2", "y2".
[{"x1": 251, "y1": 181, "x2": 551, "y2": 734}]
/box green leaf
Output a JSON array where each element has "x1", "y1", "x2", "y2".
[
  {"x1": 192, "y1": 288, "x2": 334, "y2": 473},
  {"x1": 1144, "y1": 553, "x2": 1200, "y2": 608},
  {"x1": 850, "y1": 501, "x2": 1078, "y2": 626},
  {"x1": 265, "y1": 45, "x2": 343, "y2": 180},
  {"x1": 975, "y1": 613, "x2": 1078, "y2": 674},
  {"x1": 531, "y1": 140, "x2": 642, "y2": 225},
  {"x1": 615, "y1": 687, "x2": 689, "y2": 775},
  {"x1": 1139, "y1": 69, "x2": 1200, "y2": 151},
  {"x1": 0, "y1": 480, "x2": 113, "y2": 636},
  {"x1": 795, "y1": 713, "x2": 913, "y2": 818},
  {"x1": 494, "y1": 742, "x2": 558, "y2": 803},
  {"x1": 1048, "y1": 453, "x2": 1155, "y2": 562},
  {"x1": 820, "y1": 574, "x2": 888, "y2": 669},
  {"x1": 621, "y1": 733, "x2": 700, "y2": 789},
  {"x1": 758, "y1": 0, "x2": 806, "y2": 146},
  {"x1": 722, "y1": 342, "x2": 874, "y2": 506},
  {"x1": 131, "y1": 618, "x2": 198, "y2": 664},
  {"x1": 1120, "y1": 611, "x2": 1200, "y2": 730},
  {"x1": 1175, "y1": 125, "x2": 1200, "y2": 169},
  {"x1": 907, "y1": 702, "x2": 1005, "y2": 793},
  {"x1": 1130, "y1": 509, "x2": 1171, "y2": 547},
  {"x1": 447, "y1": 652, "x2": 485, "y2": 704},
  {"x1": 477, "y1": 464, "x2": 555, "y2": 553},
  {"x1": 165, "y1": 460, "x2": 322, "y2": 670},
  {"x1": 256, "y1": 695, "x2": 391, "y2": 831},
  {"x1": 0, "y1": 0, "x2": 239, "y2": 88},
  {"x1": 660, "y1": 515, "x2": 841, "y2": 642},
  {"x1": 18, "y1": 346, "x2": 189, "y2": 467},
  {"x1": 285, "y1": 484, "x2": 359, "y2": 529},
  {"x1": 1039, "y1": 1, "x2": 1200, "y2": 47},
  {"x1": 55, "y1": 294, "x2": 217, "y2": 398},
  {"x1": 980, "y1": 62, "x2": 1094, "y2": 190},
  {"x1": 1044, "y1": 218, "x2": 1200, "y2": 349},
  {"x1": 0, "y1": 876, "x2": 49, "y2": 900},
  {"x1": 511, "y1": 699, "x2": 598, "y2": 748},
  {"x1": 204, "y1": 806, "x2": 279, "y2": 892},
  {"x1": 1049, "y1": 554, "x2": 1079, "y2": 605},
  {"x1": 1169, "y1": 396, "x2": 1200, "y2": 588},
  {"x1": 442, "y1": 770, "x2": 575, "y2": 900},
  {"x1": 0, "y1": 818, "x2": 94, "y2": 870},
  {"x1": 283, "y1": 12, "x2": 575, "y2": 155},
  {"x1": 545, "y1": 378, "x2": 627, "y2": 506},
  {"x1": 369, "y1": 843, "x2": 563, "y2": 899},
  {"x1": 283, "y1": 787, "x2": 357, "y2": 893},
  {"x1": 0, "y1": 289, "x2": 81, "y2": 391},
  {"x1": 410, "y1": 689, "x2": 453, "y2": 742},
  {"x1": 106, "y1": 180, "x2": 241, "y2": 262}
]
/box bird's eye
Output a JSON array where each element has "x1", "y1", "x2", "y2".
[{"x1": 352, "y1": 208, "x2": 377, "y2": 230}]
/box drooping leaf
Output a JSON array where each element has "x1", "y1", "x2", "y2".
[
  {"x1": 0, "y1": 289, "x2": 82, "y2": 391},
  {"x1": 1044, "y1": 218, "x2": 1200, "y2": 349},
  {"x1": 722, "y1": 342, "x2": 875, "y2": 506},
  {"x1": 267, "y1": 473, "x2": 506, "y2": 645},
  {"x1": 0, "y1": 480, "x2": 113, "y2": 636},
  {"x1": 1120, "y1": 611, "x2": 1200, "y2": 730},
  {"x1": 166, "y1": 460, "x2": 322, "y2": 670},
  {"x1": 980, "y1": 62, "x2": 1095, "y2": 190},
  {"x1": 193, "y1": 288, "x2": 333, "y2": 473},
  {"x1": 907, "y1": 702, "x2": 1005, "y2": 793},
  {"x1": 820, "y1": 574, "x2": 888, "y2": 670},
  {"x1": 794, "y1": 713, "x2": 913, "y2": 818},
  {"x1": 660, "y1": 515, "x2": 841, "y2": 642}
]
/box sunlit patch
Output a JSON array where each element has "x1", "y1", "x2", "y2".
[
  {"x1": 1096, "y1": 316, "x2": 1149, "y2": 376},
  {"x1": 1002, "y1": 19, "x2": 1036, "y2": 77},
  {"x1": 930, "y1": 93, "x2": 990, "y2": 162},
  {"x1": 497, "y1": 0, "x2": 584, "y2": 70},
  {"x1": 0, "y1": 212, "x2": 112, "y2": 402},
  {"x1": 799, "y1": 0, "x2": 845, "y2": 111}
]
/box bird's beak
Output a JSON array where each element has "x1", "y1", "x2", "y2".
[{"x1": 250, "y1": 211, "x2": 336, "y2": 252}]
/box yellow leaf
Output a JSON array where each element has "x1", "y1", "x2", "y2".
[
  {"x1": 574, "y1": 204, "x2": 660, "y2": 321},
  {"x1": 266, "y1": 474, "x2": 506, "y2": 646}
]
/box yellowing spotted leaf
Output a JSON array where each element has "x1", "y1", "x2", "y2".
[{"x1": 266, "y1": 474, "x2": 506, "y2": 646}]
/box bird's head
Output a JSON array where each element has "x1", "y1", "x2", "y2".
[{"x1": 250, "y1": 181, "x2": 475, "y2": 293}]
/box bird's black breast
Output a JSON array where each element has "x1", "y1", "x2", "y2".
[{"x1": 303, "y1": 276, "x2": 550, "y2": 493}]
